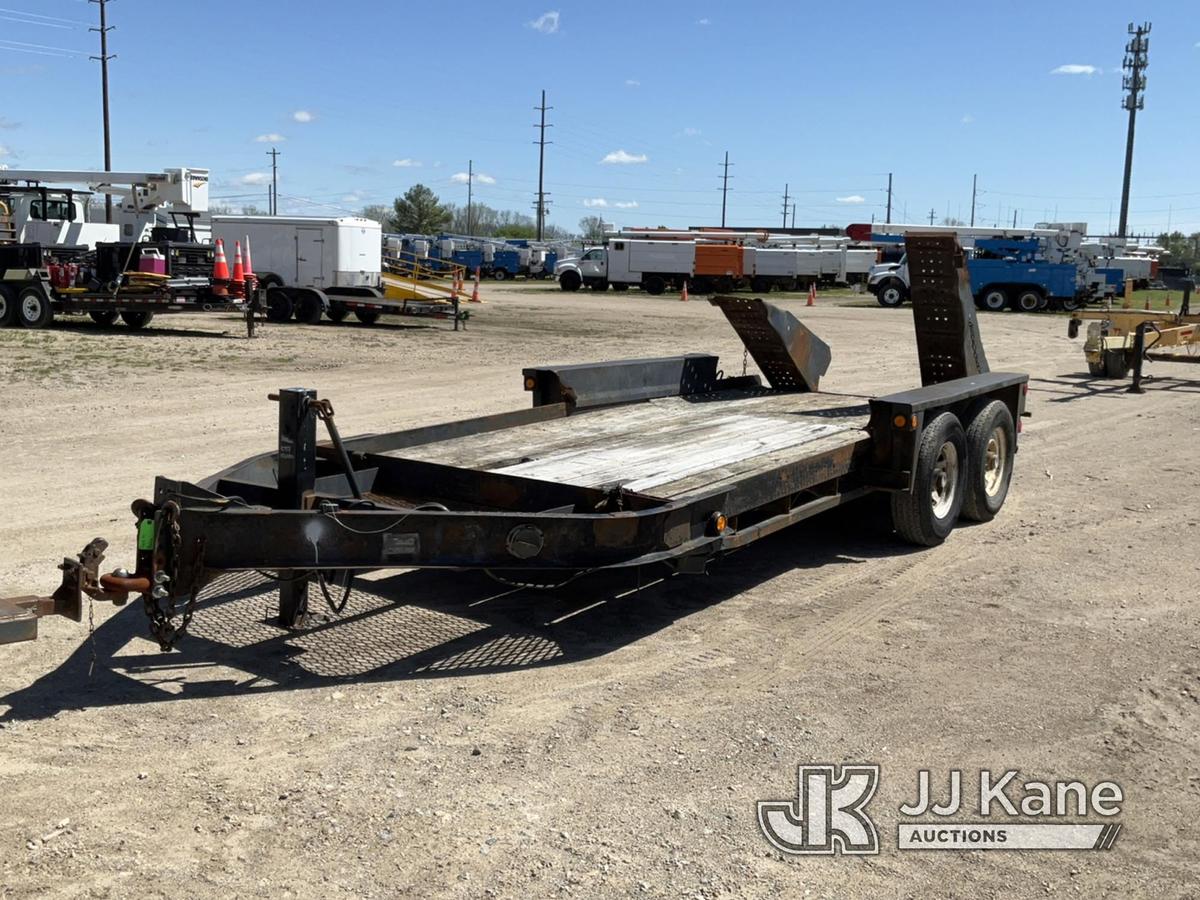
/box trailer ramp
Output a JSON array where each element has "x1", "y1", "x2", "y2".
[
  {"x1": 708, "y1": 295, "x2": 830, "y2": 391},
  {"x1": 904, "y1": 233, "x2": 990, "y2": 385}
]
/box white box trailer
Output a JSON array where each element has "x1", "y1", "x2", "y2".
[
  {"x1": 212, "y1": 215, "x2": 461, "y2": 327},
  {"x1": 212, "y1": 215, "x2": 381, "y2": 292}
]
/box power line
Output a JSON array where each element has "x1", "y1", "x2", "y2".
[
  {"x1": 88, "y1": 0, "x2": 114, "y2": 223},
  {"x1": 532, "y1": 89, "x2": 552, "y2": 241},
  {"x1": 719, "y1": 151, "x2": 733, "y2": 228},
  {"x1": 1118, "y1": 21, "x2": 1151, "y2": 238}
]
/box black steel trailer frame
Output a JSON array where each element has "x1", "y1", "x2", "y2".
[{"x1": 1, "y1": 234, "x2": 1028, "y2": 649}]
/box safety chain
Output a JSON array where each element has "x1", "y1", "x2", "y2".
[
  {"x1": 142, "y1": 500, "x2": 204, "y2": 651},
  {"x1": 742, "y1": 348, "x2": 749, "y2": 377}
]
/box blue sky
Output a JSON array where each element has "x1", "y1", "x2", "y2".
[{"x1": 1, "y1": 1, "x2": 1196, "y2": 235}]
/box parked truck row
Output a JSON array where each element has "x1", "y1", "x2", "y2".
[
  {"x1": 553, "y1": 236, "x2": 876, "y2": 294},
  {"x1": 385, "y1": 234, "x2": 566, "y2": 281}
]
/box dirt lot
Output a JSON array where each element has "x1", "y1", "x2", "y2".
[{"x1": 1, "y1": 283, "x2": 1198, "y2": 898}]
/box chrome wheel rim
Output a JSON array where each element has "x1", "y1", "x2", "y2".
[
  {"x1": 985, "y1": 292, "x2": 1005, "y2": 310},
  {"x1": 983, "y1": 427, "x2": 1008, "y2": 497},
  {"x1": 930, "y1": 440, "x2": 959, "y2": 518},
  {"x1": 882, "y1": 287, "x2": 900, "y2": 304}
]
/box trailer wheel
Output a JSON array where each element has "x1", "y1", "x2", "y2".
[
  {"x1": 89, "y1": 310, "x2": 118, "y2": 327},
  {"x1": 266, "y1": 288, "x2": 293, "y2": 322},
  {"x1": 121, "y1": 310, "x2": 154, "y2": 330},
  {"x1": 890, "y1": 411, "x2": 968, "y2": 547},
  {"x1": 1103, "y1": 348, "x2": 1130, "y2": 379},
  {"x1": 961, "y1": 400, "x2": 1015, "y2": 522},
  {"x1": 876, "y1": 280, "x2": 907, "y2": 308},
  {"x1": 326, "y1": 301, "x2": 348, "y2": 323},
  {"x1": 294, "y1": 292, "x2": 324, "y2": 325},
  {"x1": 979, "y1": 287, "x2": 1008, "y2": 311},
  {"x1": 0, "y1": 284, "x2": 17, "y2": 327},
  {"x1": 354, "y1": 309, "x2": 380, "y2": 325},
  {"x1": 18, "y1": 285, "x2": 53, "y2": 328},
  {"x1": 559, "y1": 270, "x2": 582, "y2": 292},
  {"x1": 1061, "y1": 296, "x2": 1084, "y2": 312},
  {"x1": 643, "y1": 275, "x2": 667, "y2": 296},
  {"x1": 1013, "y1": 289, "x2": 1042, "y2": 312}
]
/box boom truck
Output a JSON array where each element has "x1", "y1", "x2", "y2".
[
  {"x1": 0, "y1": 168, "x2": 240, "y2": 329},
  {"x1": 851, "y1": 222, "x2": 1113, "y2": 312}
]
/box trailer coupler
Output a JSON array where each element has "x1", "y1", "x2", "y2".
[{"x1": 0, "y1": 537, "x2": 138, "y2": 644}]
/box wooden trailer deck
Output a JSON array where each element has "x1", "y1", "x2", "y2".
[{"x1": 387, "y1": 390, "x2": 873, "y2": 501}]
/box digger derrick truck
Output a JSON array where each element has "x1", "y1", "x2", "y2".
[{"x1": 1, "y1": 234, "x2": 1028, "y2": 651}]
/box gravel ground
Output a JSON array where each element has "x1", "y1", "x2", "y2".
[{"x1": 1, "y1": 283, "x2": 1197, "y2": 898}]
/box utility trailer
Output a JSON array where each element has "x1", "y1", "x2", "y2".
[
  {"x1": 1, "y1": 235, "x2": 1028, "y2": 649},
  {"x1": 0, "y1": 242, "x2": 241, "y2": 329}
]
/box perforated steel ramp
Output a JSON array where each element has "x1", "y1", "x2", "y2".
[
  {"x1": 709, "y1": 295, "x2": 830, "y2": 391},
  {"x1": 904, "y1": 233, "x2": 990, "y2": 385}
]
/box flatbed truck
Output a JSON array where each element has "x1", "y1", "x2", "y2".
[{"x1": 0, "y1": 234, "x2": 1028, "y2": 651}]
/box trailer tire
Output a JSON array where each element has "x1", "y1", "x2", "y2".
[
  {"x1": 1103, "y1": 348, "x2": 1130, "y2": 379},
  {"x1": 643, "y1": 275, "x2": 667, "y2": 296},
  {"x1": 120, "y1": 310, "x2": 154, "y2": 330},
  {"x1": 876, "y1": 280, "x2": 907, "y2": 308},
  {"x1": 1060, "y1": 296, "x2": 1084, "y2": 312},
  {"x1": 18, "y1": 285, "x2": 53, "y2": 328},
  {"x1": 0, "y1": 284, "x2": 17, "y2": 327},
  {"x1": 354, "y1": 309, "x2": 380, "y2": 325},
  {"x1": 979, "y1": 287, "x2": 1008, "y2": 312},
  {"x1": 294, "y1": 292, "x2": 324, "y2": 325},
  {"x1": 1014, "y1": 289, "x2": 1042, "y2": 313},
  {"x1": 326, "y1": 301, "x2": 348, "y2": 323},
  {"x1": 890, "y1": 411, "x2": 968, "y2": 547},
  {"x1": 89, "y1": 310, "x2": 118, "y2": 327},
  {"x1": 559, "y1": 270, "x2": 582, "y2": 292},
  {"x1": 961, "y1": 400, "x2": 1015, "y2": 523},
  {"x1": 266, "y1": 288, "x2": 293, "y2": 322}
]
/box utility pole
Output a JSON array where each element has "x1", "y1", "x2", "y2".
[
  {"x1": 533, "y1": 90, "x2": 552, "y2": 240},
  {"x1": 266, "y1": 147, "x2": 280, "y2": 215},
  {"x1": 719, "y1": 151, "x2": 733, "y2": 227},
  {"x1": 466, "y1": 159, "x2": 474, "y2": 235},
  {"x1": 781, "y1": 183, "x2": 790, "y2": 230},
  {"x1": 928, "y1": 208, "x2": 936, "y2": 226},
  {"x1": 1013, "y1": 209, "x2": 1018, "y2": 228},
  {"x1": 1118, "y1": 21, "x2": 1151, "y2": 238},
  {"x1": 790, "y1": 203, "x2": 796, "y2": 230},
  {"x1": 89, "y1": 0, "x2": 115, "y2": 224},
  {"x1": 970, "y1": 173, "x2": 977, "y2": 227},
  {"x1": 885, "y1": 172, "x2": 893, "y2": 224}
]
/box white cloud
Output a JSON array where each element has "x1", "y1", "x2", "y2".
[
  {"x1": 254, "y1": 133, "x2": 285, "y2": 143},
  {"x1": 450, "y1": 172, "x2": 496, "y2": 184},
  {"x1": 681, "y1": 127, "x2": 701, "y2": 137},
  {"x1": 392, "y1": 158, "x2": 421, "y2": 167},
  {"x1": 292, "y1": 109, "x2": 314, "y2": 122},
  {"x1": 614, "y1": 201, "x2": 638, "y2": 209},
  {"x1": 960, "y1": 114, "x2": 974, "y2": 125},
  {"x1": 1051, "y1": 64, "x2": 1099, "y2": 76},
  {"x1": 836, "y1": 195, "x2": 866, "y2": 204},
  {"x1": 240, "y1": 172, "x2": 270, "y2": 185},
  {"x1": 600, "y1": 149, "x2": 648, "y2": 165},
  {"x1": 583, "y1": 198, "x2": 608, "y2": 208},
  {"x1": 697, "y1": 17, "x2": 710, "y2": 25},
  {"x1": 625, "y1": 78, "x2": 640, "y2": 87},
  {"x1": 342, "y1": 192, "x2": 364, "y2": 204},
  {"x1": 528, "y1": 10, "x2": 559, "y2": 34}
]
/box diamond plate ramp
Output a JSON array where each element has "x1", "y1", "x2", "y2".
[
  {"x1": 904, "y1": 233, "x2": 990, "y2": 385},
  {"x1": 709, "y1": 295, "x2": 830, "y2": 391}
]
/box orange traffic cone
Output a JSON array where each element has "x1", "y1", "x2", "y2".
[
  {"x1": 680, "y1": 280, "x2": 689, "y2": 302},
  {"x1": 807, "y1": 282, "x2": 816, "y2": 307},
  {"x1": 212, "y1": 238, "x2": 230, "y2": 296},
  {"x1": 471, "y1": 267, "x2": 481, "y2": 303},
  {"x1": 230, "y1": 240, "x2": 245, "y2": 298}
]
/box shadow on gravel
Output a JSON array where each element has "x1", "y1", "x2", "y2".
[
  {"x1": 44, "y1": 321, "x2": 242, "y2": 340},
  {"x1": 0, "y1": 495, "x2": 923, "y2": 720},
  {"x1": 1031, "y1": 373, "x2": 1200, "y2": 401}
]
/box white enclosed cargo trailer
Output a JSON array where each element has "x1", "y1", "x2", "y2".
[{"x1": 212, "y1": 215, "x2": 381, "y2": 291}]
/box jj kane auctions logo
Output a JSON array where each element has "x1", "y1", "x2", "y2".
[{"x1": 758, "y1": 765, "x2": 1123, "y2": 854}]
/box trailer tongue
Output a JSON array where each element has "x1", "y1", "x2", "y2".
[{"x1": 2, "y1": 235, "x2": 1028, "y2": 651}]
